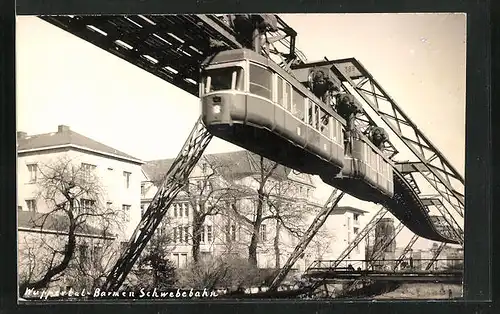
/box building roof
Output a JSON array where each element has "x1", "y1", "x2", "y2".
[
  {"x1": 18, "y1": 210, "x2": 114, "y2": 238},
  {"x1": 142, "y1": 150, "x2": 292, "y2": 186},
  {"x1": 17, "y1": 125, "x2": 142, "y2": 164},
  {"x1": 142, "y1": 158, "x2": 176, "y2": 184},
  {"x1": 204, "y1": 151, "x2": 291, "y2": 180},
  {"x1": 331, "y1": 206, "x2": 369, "y2": 215}
]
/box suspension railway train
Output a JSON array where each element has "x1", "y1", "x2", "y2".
[{"x1": 200, "y1": 48, "x2": 457, "y2": 244}]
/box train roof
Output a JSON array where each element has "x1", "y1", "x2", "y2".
[{"x1": 202, "y1": 49, "x2": 346, "y2": 125}]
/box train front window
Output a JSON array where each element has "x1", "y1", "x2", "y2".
[{"x1": 203, "y1": 66, "x2": 244, "y2": 93}]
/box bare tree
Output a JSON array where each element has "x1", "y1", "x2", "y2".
[
  {"x1": 221, "y1": 153, "x2": 314, "y2": 268},
  {"x1": 265, "y1": 180, "x2": 311, "y2": 269},
  {"x1": 18, "y1": 156, "x2": 121, "y2": 295},
  {"x1": 65, "y1": 233, "x2": 120, "y2": 290},
  {"x1": 185, "y1": 157, "x2": 238, "y2": 264}
]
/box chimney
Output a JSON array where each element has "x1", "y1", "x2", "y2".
[
  {"x1": 58, "y1": 125, "x2": 70, "y2": 133},
  {"x1": 17, "y1": 131, "x2": 27, "y2": 140}
]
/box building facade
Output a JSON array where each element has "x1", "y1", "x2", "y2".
[
  {"x1": 17, "y1": 125, "x2": 144, "y2": 292},
  {"x1": 314, "y1": 206, "x2": 368, "y2": 269},
  {"x1": 141, "y1": 151, "x2": 368, "y2": 273},
  {"x1": 17, "y1": 125, "x2": 144, "y2": 240}
]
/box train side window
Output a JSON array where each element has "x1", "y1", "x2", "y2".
[
  {"x1": 337, "y1": 121, "x2": 344, "y2": 144},
  {"x1": 307, "y1": 101, "x2": 314, "y2": 126},
  {"x1": 276, "y1": 76, "x2": 284, "y2": 106},
  {"x1": 249, "y1": 63, "x2": 272, "y2": 99},
  {"x1": 292, "y1": 88, "x2": 305, "y2": 121},
  {"x1": 366, "y1": 147, "x2": 371, "y2": 166},
  {"x1": 316, "y1": 105, "x2": 321, "y2": 130},
  {"x1": 284, "y1": 82, "x2": 292, "y2": 111},
  {"x1": 329, "y1": 117, "x2": 335, "y2": 141},
  {"x1": 320, "y1": 109, "x2": 330, "y2": 137}
]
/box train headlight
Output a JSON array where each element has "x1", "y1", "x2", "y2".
[{"x1": 213, "y1": 104, "x2": 221, "y2": 114}]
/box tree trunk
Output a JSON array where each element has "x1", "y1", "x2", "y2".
[
  {"x1": 191, "y1": 211, "x2": 204, "y2": 264},
  {"x1": 248, "y1": 226, "x2": 259, "y2": 267},
  {"x1": 20, "y1": 212, "x2": 78, "y2": 296},
  {"x1": 248, "y1": 195, "x2": 264, "y2": 267},
  {"x1": 274, "y1": 220, "x2": 281, "y2": 269}
]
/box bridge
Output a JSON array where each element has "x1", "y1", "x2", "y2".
[
  {"x1": 38, "y1": 14, "x2": 465, "y2": 297},
  {"x1": 305, "y1": 258, "x2": 463, "y2": 283}
]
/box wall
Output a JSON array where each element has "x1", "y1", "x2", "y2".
[
  {"x1": 17, "y1": 148, "x2": 142, "y2": 239},
  {"x1": 18, "y1": 227, "x2": 117, "y2": 292},
  {"x1": 318, "y1": 210, "x2": 367, "y2": 269}
]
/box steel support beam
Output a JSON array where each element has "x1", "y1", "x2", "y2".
[
  {"x1": 330, "y1": 59, "x2": 464, "y2": 220},
  {"x1": 397, "y1": 162, "x2": 464, "y2": 217},
  {"x1": 393, "y1": 234, "x2": 419, "y2": 270},
  {"x1": 306, "y1": 206, "x2": 388, "y2": 275},
  {"x1": 102, "y1": 117, "x2": 212, "y2": 290},
  {"x1": 425, "y1": 242, "x2": 447, "y2": 271},
  {"x1": 421, "y1": 197, "x2": 464, "y2": 245},
  {"x1": 267, "y1": 189, "x2": 345, "y2": 291}
]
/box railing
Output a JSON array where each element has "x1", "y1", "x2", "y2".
[{"x1": 307, "y1": 258, "x2": 463, "y2": 273}]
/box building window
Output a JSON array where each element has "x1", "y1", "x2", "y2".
[
  {"x1": 172, "y1": 253, "x2": 188, "y2": 269},
  {"x1": 106, "y1": 202, "x2": 113, "y2": 209},
  {"x1": 226, "y1": 224, "x2": 237, "y2": 242},
  {"x1": 179, "y1": 204, "x2": 183, "y2": 217},
  {"x1": 81, "y1": 199, "x2": 95, "y2": 210},
  {"x1": 140, "y1": 204, "x2": 145, "y2": 217},
  {"x1": 25, "y1": 199, "x2": 37, "y2": 212},
  {"x1": 81, "y1": 163, "x2": 96, "y2": 177},
  {"x1": 230, "y1": 225, "x2": 237, "y2": 241},
  {"x1": 178, "y1": 226, "x2": 184, "y2": 243},
  {"x1": 120, "y1": 241, "x2": 128, "y2": 252},
  {"x1": 207, "y1": 225, "x2": 213, "y2": 243},
  {"x1": 173, "y1": 204, "x2": 178, "y2": 218},
  {"x1": 353, "y1": 213, "x2": 360, "y2": 221},
  {"x1": 347, "y1": 217, "x2": 351, "y2": 230},
  {"x1": 184, "y1": 226, "x2": 189, "y2": 243},
  {"x1": 122, "y1": 204, "x2": 131, "y2": 221},
  {"x1": 79, "y1": 244, "x2": 89, "y2": 263},
  {"x1": 173, "y1": 227, "x2": 178, "y2": 243},
  {"x1": 184, "y1": 203, "x2": 189, "y2": 217},
  {"x1": 93, "y1": 245, "x2": 103, "y2": 259},
  {"x1": 27, "y1": 164, "x2": 37, "y2": 183},
  {"x1": 260, "y1": 224, "x2": 267, "y2": 242},
  {"x1": 123, "y1": 171, "x2": 131, "y2": 189},
  {"x1": 200, "y1": 226, "x2": 205, "y2": 243},
  {"x1": 141, "y1": 183, "x2": 145, "y2": 196}
]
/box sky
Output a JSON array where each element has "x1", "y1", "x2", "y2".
[{"x1": 16, "y1": 14, "x2": 466, "y2": 251}]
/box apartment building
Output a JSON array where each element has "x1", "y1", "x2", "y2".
[
  {"x1": 141, "y1": 150, "x2": 327, "y2": 271},
  {"x1": 17, "y1": 125, "x2": 143, "y2": 239}
]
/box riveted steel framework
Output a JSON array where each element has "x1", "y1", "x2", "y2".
[
  {"x1": 329, "y1": 59, "x2": 464, "y2": 219},
  {"x1": 102, "y1": 117, "x2": 212, "y2": 290},
  {"x1": 268, "y1": 189, "x2": 345, "y2": 291},
  {"x1": 40, "y1": 14, "x2": 464, "y2": 293}
]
